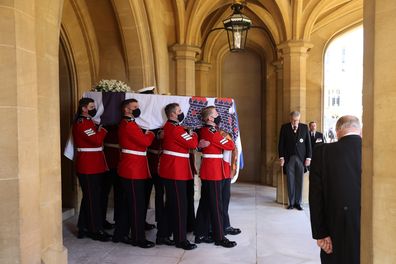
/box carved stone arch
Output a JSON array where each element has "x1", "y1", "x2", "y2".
[
  {"x1": 273, "y1": 0, "x2": 293, "y2": 40},
  {"x1": 249, "y1": 2, "x2": 282, "y2": 44},
  {"x1": 61, "y1": 0, "x2": 100, "y2": 96},
  {"x1": 302, "y1": 0, "x2": 362, "y2": 40},
  {"x1": 306, "y1": 8, "x2": 363, "y2": 128},
  {"x1": 172, "y1": 0, "x2": 186, "y2": 44},
  {"x1": 112, "y1": 0, "x2": 156, "y2": 89},
  {"x1": 186, "y1": 0, "x2": 231, "y2": 45}
]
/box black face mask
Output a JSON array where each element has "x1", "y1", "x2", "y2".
[
  {"x1": 177, "y1": 112, "x2": 185, "y2": 122},
  {"x1": 214, "y1": 115, "x2": 221, "y2": 125},
  {"x1": 88, "y1": 109, "x2": 97, "y2": 117},
  {"x1": 132, "y1": 108, "x2": 141, "y2": 118}
]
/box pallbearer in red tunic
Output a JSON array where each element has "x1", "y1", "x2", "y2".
[
  {"x1": 72, "y1": 98, "x2": 110, "y2": 242},
  {"x1": 102, "y1": 124, "x2": 120, "y2": 230},
  {"x1": 219, "y1": 131, "x2": 241, "y2": 236},
  {"x1": 113, "y1": 98, "x2": 155, "y2": 248},
  {"x1": 194, "y1": 106, "x2": 237, "y2": 248},
  {"x1": 158, "y1": 103, "x2": 198, "y2": 250},
  {"x1": 146, "y1": 129, "x2": 174, "y2": 245}
]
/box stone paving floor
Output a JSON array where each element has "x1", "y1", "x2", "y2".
[{"x1": 63, "y1": 183, "x2": 320, "y2": 264}]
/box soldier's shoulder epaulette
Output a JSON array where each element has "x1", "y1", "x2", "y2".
[{"x1": 209, "y1": 126, "x2": 217, "y2": 133}]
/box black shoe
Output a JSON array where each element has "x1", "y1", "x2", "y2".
[
  {"x1": 145, "y1": 222, "x2": 156, "y2": 230},
  {"x1": 195, "y1": 235, "x2": 214, "y2": 244},
  {"x1": 215, "y1": 238, "x2": 237, "y2": 248},
  {"x1": 294, "y1": 204, "x2": 303, "y2": 211},
  {"x1": 112, "y1": 236, "x2": 133, "y2": 245},
  {"x1": 156, "y1": 236, "x2": 175, "y2": 246},
  {"x1": 89, "y1": 230, "x2": 111, "y2": 242},
  {"x1": 225, "y1": 227, "x2": 241, "y2": 235},
  {"x1": 175, "y1": 240, "x2": 197, "y2": 250},
  {"x1": 132, "y1": 239, "x2": 155, "y2": 248},
  {"x1": 287, "y1": 205, "x2": 294, "y2": 210},
  {"x1": 103, "y1": 220, "x2": 115, "y2": 230}
]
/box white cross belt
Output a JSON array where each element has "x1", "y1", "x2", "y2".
[
  {"x1": 121, "y1": 149, "x2": 147, "y2": 156},
  {"x1": 162, "y1": 150, "x2": 189, "y2": 158},
  {"x1": 202, "y1": 154, "x2": 224, "y2": 158},
  {"x1": 77, "y1": 147, "x2": 104, "y2": 152}
]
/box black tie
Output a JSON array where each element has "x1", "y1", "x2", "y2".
[{"x1": 293, "y1": 126, "x2": 297, "y2": 133}]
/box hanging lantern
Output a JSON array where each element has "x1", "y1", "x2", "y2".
[{"x1": 223, "y1": 3, "x2": 252, "y2": 52}]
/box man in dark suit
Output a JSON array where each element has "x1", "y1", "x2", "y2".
[
  {"x1": 278, "y1": 111, "x2": 312, "y2": 210},
  {"x1": 309, "y1": 115, "x2": 361, "y2": 264},
  {"x1": 309, "y1": 121, "x2": 325, "y2": 152}
]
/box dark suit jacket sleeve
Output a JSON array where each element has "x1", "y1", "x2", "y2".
[
  {"x1": 278, "y1": 124, "x2": 285, "y2": 158},
  {"x1": 309, "y1": 144, "x2": 329, "y2": 239},
  {"x1": 305, "y1": 125, "x2": 312, "y2": 159}
]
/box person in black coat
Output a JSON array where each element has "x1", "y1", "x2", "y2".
[
  {"x1": 278, "y1": 111, "x2": 312, "y2": 210},
  {"x1": 309, "y1": 115, "x2": 361, "y2": 264},
  {"x1": 309, "y1": 121, "x2": 325, "y2": 152}
]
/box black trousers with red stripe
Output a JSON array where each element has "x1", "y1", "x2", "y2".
[
  {"x1": 114, "y1": 178, "x2": 146, "y2": 242},
  {"x1": 77, "y1": 173, "x2": 105, "y2": 233},
  {"x1": 186, "y1": 179, "x2": 195, "y2": 232},
  {"x1": 101, "y1": 168, "x2": 122, "y2": 224},
  {"x1": 162, "y1": 179, "x2": 188, "y2": 243},
  {"x1": 144, "y1": 178, "x2": 154, "y2": 222},
  {"x1": 195, "y1": 180, "x2": 225, "y2": 241},
  {"x1": 221, "y1": 178, "x2": 231, "y2": 229}
]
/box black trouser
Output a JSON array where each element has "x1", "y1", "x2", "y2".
[
  {"x1": 155, "y1": 176, "x2": 171, "y2": 238},
  {"x1": 162, "y1": 179, "x2": 188, "y2": 243},
  {"x1": 144, "y1": 178, "x2": 154, "y2": 223},
  {"x1": 195, "y1": 180, "x2": 225, "y2": 242},
  {"x1": 286, "y1": 155, "x2": 304, "y2": 206},
  {"x1": 77, "y1": 173, "x2": 105, "y2": 233},
  {"x1": 152, "y1": 173, "x2": 165, "y2": 223},
  {"x1": 101, "y1": 168, "x2": 121, "y2": 224},
  {"x1": 186, "y1": 179, "x2": 195, "y2": 232},
  {"x1": 114, "y1": 178, "x2": 146, "y2": 242},
  {"x1": 221, "y1": 178, "x2": 231, "y2": 229}
]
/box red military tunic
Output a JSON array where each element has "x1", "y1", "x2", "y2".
[
  {"x1": 118, "y1": 116, "x2": 154, "y2": 179},
  {"x1": 72, "y1": 116, "x2": 108, "y2": 174},
  {"x1": 159, "y1": 120, "x2": 198, "y2": 180},
  {"x1": 199, "y1": 125, "x2": 235, "y2": 181}
]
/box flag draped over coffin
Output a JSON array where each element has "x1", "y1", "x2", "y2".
[{"x1": 65, "y1": 92, "x2": 244, "y2": 182}]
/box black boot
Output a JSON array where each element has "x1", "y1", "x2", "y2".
[
  {"x1": 132, "y1": 239, "x2": 155, "y2": 248},
  {"x1": 156, "y1": 236, "x2": 175, "y2": 246},
  {"x1": 175, "y1": 240, "x2": 197, "y2": 250},
  {"x1": 215, "y1": 238, "x2": 237, "y2": 248}
]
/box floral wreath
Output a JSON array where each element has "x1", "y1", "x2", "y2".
[{"x1": 91, "y1": 79, "x2": 133, "y2": 92}]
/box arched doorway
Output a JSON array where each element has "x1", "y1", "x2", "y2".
[
  {"x1": 59, "y1": 35, "x2": 78, "y2": 218},
  {"x1": 323, "y1": 26, "x2": 363, "y2": 141},
  {"x1": 221, "y1": 51, "x2": 263, "y2": 183}
]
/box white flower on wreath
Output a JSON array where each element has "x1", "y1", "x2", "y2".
[{"x1": 91, "y1": 79, "x2": 133, "y2": 92}]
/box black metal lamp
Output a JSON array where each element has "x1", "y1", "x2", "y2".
[{"x1": 223, "y1": 3, "x2": 252, "y2": 52}]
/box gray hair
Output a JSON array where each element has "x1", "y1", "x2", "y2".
[
  {"x1": 335, "y1": 115, "x2": 361, "y2": 131},
  {"x1": 290, "y1": 111, "x2": 301, "y2": 118}
]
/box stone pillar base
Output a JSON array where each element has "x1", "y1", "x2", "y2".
[{"x1": 41, "y1": 245, "x2": 68, "y2": 264}]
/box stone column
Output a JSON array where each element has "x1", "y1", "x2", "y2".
[
  {"x1": 36, "y1": 0, "x2": 68, "y2": 263},
  {"x1": 0, "y1": 1, "x2": 67, "y2": 263},
  {"x1": 171, "y1": 44, "x2": 201, "y2": 96},
  {"x1": 362, "y1": 0, "x2": 396, "y2": 263},
  {"x1": 195, "y1": 61, "x2": 212, "y2": 96},
  {"x1": 278, "y1": 41, "x2": 313, "y2": 122}
]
